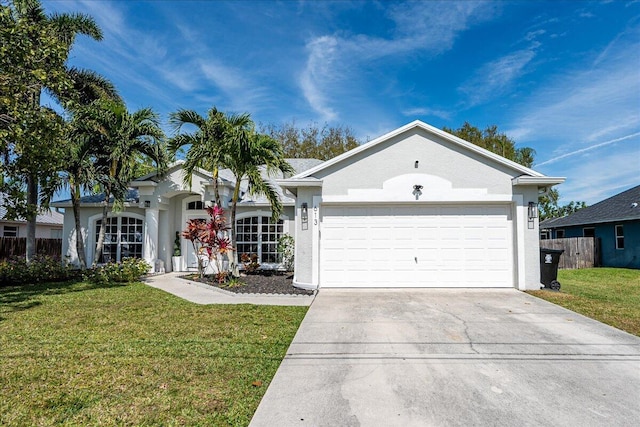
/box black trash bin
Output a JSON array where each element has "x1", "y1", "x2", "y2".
[{"x1": 540, "y1": 248, "x2": 564, "y2": 290}]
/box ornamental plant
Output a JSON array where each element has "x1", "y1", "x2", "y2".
[{"x1": 182, "y1": 205, "x2": 232, "y2": 282}]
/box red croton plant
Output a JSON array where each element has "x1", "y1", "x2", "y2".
[{"x1": 182, "y1": 205, "x2": 232, "y2": 282}]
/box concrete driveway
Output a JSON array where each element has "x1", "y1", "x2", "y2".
[{"x1": 250, "y1": 289, "x2": 640, "y2": 426}]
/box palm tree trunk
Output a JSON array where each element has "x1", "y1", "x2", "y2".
[
  {"x1": 93, "y1": 189, "x2": 110, "y2": 266},
  {"x1": 71, "y1": 183, "x2": 87, "y2": 268},
  {"x1": 230, "y1": 180, "x2": 241, "y2": 277},
  {"x1": 213, "y1": 166, "x2": 221, "y2": 206},
  {"x1": 25, "y1": 174, "x2": 38, "y2": 263}
]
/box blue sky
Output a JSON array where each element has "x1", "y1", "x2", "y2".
[{"x1": 43, "y1": 0, "x2": 639, "y2": 205}]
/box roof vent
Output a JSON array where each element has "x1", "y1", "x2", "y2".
[{"x1": 632, "y1": 202, "x2": 638, "y2": 208}]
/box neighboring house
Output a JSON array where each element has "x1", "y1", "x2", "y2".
[
  {"x1": 540, "y1": 185, "x2": 640, "y2": 269},
  {"x1": 0, "y1": 194, "x2": 64, "y2": 238},
  {"x1": 52, "y1": 121, "x2": 564, "y2": 290}
]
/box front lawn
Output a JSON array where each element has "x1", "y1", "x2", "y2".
[
  {"x1": 0, "y1": 280, "x2": 307, "y2": 426},
  {"x1": 528, "y1": 268, "x2": 640, "y2": 336}
]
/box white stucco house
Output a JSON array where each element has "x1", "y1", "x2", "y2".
[{"x1": 53, "y1": 121, "x2": 563, "y2": 290}]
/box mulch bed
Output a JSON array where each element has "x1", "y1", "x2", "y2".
[{"x1": 184, "y1": 272, "x2": 315, "y2": 296}]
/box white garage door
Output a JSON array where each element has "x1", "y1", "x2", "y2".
[{"x1": 320, "y1": 204, "x2": 514, "y2": 288}]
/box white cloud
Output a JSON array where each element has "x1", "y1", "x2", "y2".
[
  {"x1": 458, "y1": 44, "x2": 538, "y2": 107},
  {"x1": 402, "y1": 107, "x2": 452, "y2": 120},
  {"x1": 535, "y1": 132, "x2": 640, "y2": 166},
  {"x1": 298, "y1": 1, "x2": 499, "y2": 121}
]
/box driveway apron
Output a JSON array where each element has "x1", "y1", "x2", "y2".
[{"x1": 250, "y1": 289, "x2": 640, "y2": 427}]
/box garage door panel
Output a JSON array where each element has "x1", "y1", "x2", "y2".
[{"x1": 320, "y1": 204, "x2": 513, "y2": 288}]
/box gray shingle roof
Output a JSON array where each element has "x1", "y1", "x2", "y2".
[
  {"x1": 540, "y1": 185, "x2": 640, "y2": 228},
  {"x1": 0, "y1": 194, "x2": 64, "y2": 225},
  {"x1": 54, "y1": 189, "x2": 139, "y2": 205}
]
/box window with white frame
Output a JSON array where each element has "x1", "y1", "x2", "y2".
[
  {"x1": 3, "y1": 225, "x2": 18, "y2": 237},
  {"x1": 187, "y1": 200, "x2": 204, "y2": 210},
  {"x1": 95, "y1": 216, "x2": 143, "y2": 263},
  {"x1": 615, "y1": 225, "x2": 624, "y2": 249},
  {"x1": 540, "y1": 230, "x2": 550, "y2": 240},
  {"x1": 236, "y1": 216, "x2": 284, "y2": 263}
]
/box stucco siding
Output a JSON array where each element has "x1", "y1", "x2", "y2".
[{"x1": 314, "y1": 129, "x2": 517, "y2": 197}]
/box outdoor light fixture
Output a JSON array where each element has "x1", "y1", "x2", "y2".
[
  {"x1": 144, "y1": 200, "x2": 151, "y2": 208},
  {"x1": 415, "y1": 160, "x2": 419, "y2": 168},
  {"x1": 301, "y1": 202, "x2": 308, "y2": 222},
  {"x1": 528, "y1": 201, "x2": 538, "y2": 220},
  {"x1": 413, "y1": 184, "x2": 423, "y2": 191}
]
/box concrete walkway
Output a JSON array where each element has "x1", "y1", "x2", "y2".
[
  {"x1": 143, "y1": 272, "x2": 314, "y2": 306},
  {"x1": 250, "y1": 288, "x2": 640, "y2": 426}
]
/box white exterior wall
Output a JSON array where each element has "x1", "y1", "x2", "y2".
[
  {"x1": 315, "y1": 129, "x2": 516, "y2": 195},
  {"x1": 291, "y1": 127, "x2": 546, "y2": 290}
]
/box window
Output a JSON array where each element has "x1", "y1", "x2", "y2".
[
  {"x1": 540, "y1": 230, "x2": 550, "y2": 240},
  {"x1": 555, "y1": 229, "x2": 565, "y2": 238},
  {"x1": 3, "y1": 226, "x2": 18, "y2": 237},
  {"x1": 187, "y1": 200, "x2": 204, "y2": 210},
  {"x1": 95, "y1": 216, "x2": 143, "y2": 263},
  {"x1": 236, "y1": 216, "x2": 284, "y2": 264},
  {"x1": 615, "y1": 225, "x2": 624, "y2": 249},
  {"x1": 583, "y1": 228, "x2": 595, "y2": 238}
]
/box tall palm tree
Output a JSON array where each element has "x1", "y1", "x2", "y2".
[
  {"x1": 222, "y1": 116, "x2": 294, "y2": 274},
  {"x1": 54, "y1": 71, "x2": 121, "y2": 269},
  {"x1": 3, "y1": 0, "x2": 104, "y2": 262},
  {"x1": 168, "y1": 107, "x2": 228, "y2": 205},
  {"x1": 74, "y1": 100, "x2": 168, "y2": 265}
]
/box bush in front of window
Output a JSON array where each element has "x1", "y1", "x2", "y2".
[
  {"x1": 277, "y1": 234, "x2": 295, "y2": 272},
  {"x1": 241, "y1": 253, "x2": 261, "y2": 274},
  {"x1": 84, "y1": 258, "x2": 150, "y2": 285},
  {"x1": 0, "y1": 255, "x2": 79, "y2": 287}
]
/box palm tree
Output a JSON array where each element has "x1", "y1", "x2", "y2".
[
  {"x1": 222, "y1": 117, "x2": 294, "y2": 274},
  {"x1": 74, "y1": 100, "x2": 168, "y2": 265},
  {"x1": 168, "y1": 107, "x2": 228, "y2": 205},
  {"x1": 3, "y1": 0, "x2": 104, "y2": 262},
  {"x1": 54, "y1": 71, "x2": 122, "y2": 269}
]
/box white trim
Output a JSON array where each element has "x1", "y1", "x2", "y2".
[
  {"x1": 615, "y1": 224, "x2": 624, "y2": 250},
  {"x1": 87, "y1": 211, "x2": 146, "y2": 266},
  {"x1": 321, "y1": 194, "x2": 513, "y2": 204},
  {"x1": 234, "y1": 210, "x2": 290, "y2": 267},
  {"x1": 312, "y1": 196, "x2": 322, "y2": 288},
  {"x1": 291, "y1": 120, "x2": 547, "y2": 180},
  {"x1": 513, "y1": 195, "x2": 526, "y2": 290},
  {"x1": 512, "y1": 176, "x2": 565, "y2": 186}
]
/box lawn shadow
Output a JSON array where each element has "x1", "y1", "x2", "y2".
[{"x1": 0, "y1": 280, "x2": 127, "y2": 320}]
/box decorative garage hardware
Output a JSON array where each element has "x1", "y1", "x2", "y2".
[
  {"x1": 414, "y1": 160, "x2": 419, "y2": 168},
  {"x1": 412, "y1": 184, "x2": 423, "y2": 200}
]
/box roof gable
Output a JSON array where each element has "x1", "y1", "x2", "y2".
[
  {"x1": 541, "y1": 185, "x2": 640, "y2": 228},
  {"x1": 291, "y1": 121, "x2": 545, "y2": 179}
]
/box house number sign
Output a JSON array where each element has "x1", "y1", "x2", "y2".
[{"x1": 313, "y1": 206, "x2": 318, "y2": 225}]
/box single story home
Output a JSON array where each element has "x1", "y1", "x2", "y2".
[
  {"x1": 540, "y1": 185, "x2": 640, "y2": 269},
  {"x1": 53, "y1": 120, "x2": 564, "y2": 290},
  {"x1": 0, "y1": 193, "x2": 64, "y2": 238}
]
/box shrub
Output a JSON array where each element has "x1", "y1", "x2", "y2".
[
  {"x1": 84, "y1": 258, "x2": 150, "y2": 285},
  {"x1": 0, "y1": 255, "x2": 78, "y2": 286},
  {"x1": 241, "y1": 253, "x2": 261, "y2": 274},
  {"x1": 277, "y1": 234, "x2": 295, "y2": 272}
]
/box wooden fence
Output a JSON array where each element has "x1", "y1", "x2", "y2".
[
  {"x1": 540, "y1": 237, "x2": 600, "y2": 269},
  {"x1": 0, "y1": 237, "x2": 63, "y2": 260}
]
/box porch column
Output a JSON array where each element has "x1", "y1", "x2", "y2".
[{"x1": 144, "y1": 208, "x2": 159, "y2": 268}]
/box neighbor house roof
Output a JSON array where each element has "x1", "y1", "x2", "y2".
[
  {"x1": 290, "y1": 121, "x2": 564, "y2": 186},
  {"x1": 51, "y1": 189, "x2": 139, "y2": 208},
  {"x1": 0, "y1": 194, "x2": 64, "y2": 226},
  {"x1": 541, "y1": 185, "x2": 640, "y2": 229}
]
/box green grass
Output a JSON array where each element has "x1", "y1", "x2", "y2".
[
  {"x1": 0, "y1": 280, "x2": 307, "y2": 426},
  {"x1": 528, "y1": 268, "x2": 640, "y2": 336}
]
